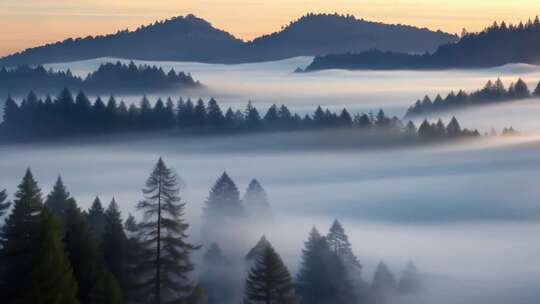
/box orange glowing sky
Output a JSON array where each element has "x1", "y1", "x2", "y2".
[{"x1": 1, "y1": 0, "x2": 539, "y2": 56}]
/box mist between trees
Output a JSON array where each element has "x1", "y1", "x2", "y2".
[{"x1": 0, "y1": 158, "x2": 420, "y2": 304}]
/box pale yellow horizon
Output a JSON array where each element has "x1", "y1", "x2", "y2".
[{"x1": 1, "y1": 0, "x2": 540, "y2": 57}]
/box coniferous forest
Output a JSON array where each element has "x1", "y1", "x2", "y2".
[
  {"x1": 0, "y1": 88, "x2": 480, "y2": 143},
  {"x1": 304, "y1": 16, "x2": 540, "y2": 71},
  {"x1": 0, "y1": 160, "x2": 421, "y2": 304},
  {"x1": 406, "y1": 78, "x2": 540, "y2": 117},
  {"x1": 0, "y1": 61, "x2": 201, "y2": 96}
]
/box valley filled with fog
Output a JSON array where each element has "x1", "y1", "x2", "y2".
[{"x1": 3, "y1": 57, "x2": 540, "y2": 303}]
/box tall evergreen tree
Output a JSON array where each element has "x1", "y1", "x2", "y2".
[
  {"x1": 64, "y1": 197, "x2": 121, "y2": 304},
  {"x1": 203, "y1": 172, "x2": 244, "y2": 219},
  {"x1": 243, "y1": 179, "x2": 271, "y2": 217},
  {"x1": 87, "y1": 196, "x2": 106, "y2": 239},
  {"x1": 103, "y1": 198, "x2": 127, "y2": 293},
  {"x1": 296, "y1": 228, "x2": 356, "y2": 304},
  {"x1": 327, "y1": 220, "x2": 361, "y2": 269},
  {"x1": 0, "y1": 169, "x2": 43, "y2": 302},
  {"x1": 45, "y1": 175, "x2": 72, "y2": 224},
  {"x1": 206, "y1": 98, "x2": 224, "y2": 127},
  {"x1": 397, "y1": 261, "x2": 420, "y2": 294},
  {"x1": 246, "y1": 236, "x2": 272, "y2": 262},
  {"x1": 244, "y1": 101, "x2": 262, "y2": 129},
  {"x1": 136, "y1": 158, "x2": 199, "y2": 304},
  {"x1": 244, "y1": 244, "x2": 299, "y2": 304},
  {"x1": 370, "y1": 262, "x2": 397, "y2": 304},
  {"x1": 23, "y1": 207, "x2": 79, "y2": 304},
  {"x1": 199, "y1": 243, "x2": 236, "y2": 304},
  {"x1": 0, "y1": 188, "x2": 10, "y2": 217}
]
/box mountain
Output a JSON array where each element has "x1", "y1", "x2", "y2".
[
  {"x1": 246, "y1": 13, "x2": 458, "y2": 61},
  {"x1": 0, "y1": 13, "x2": 457, "y2": 66},
  {"x1": 305, "y1": 17, "x2": 540, "y2": 71},
  {"x1": 0, "y1": 14, "x2": 245, "y2": 66}
]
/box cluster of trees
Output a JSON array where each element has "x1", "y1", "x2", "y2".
[
  {"x1": 0, "y1": 61, "x2": 200, "y2": 96},
  {"x1": 1, "y1": 88, "x2": 478, "y2": 143},
  {"x1": 406, "y1": 78, "x2": 540, "y2": 117},
  {"x1": 0, "y1": 159, "x2": 421, "y2": 304},
  {"x1": 305, "y1": 16, "x2": 540, "y2": 71}
]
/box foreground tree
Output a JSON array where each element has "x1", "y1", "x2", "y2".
[
  {"x1": 199, "y1": 243, "x2": 237, "y2": 304},
  {"x1": 296, "y1": 228, "x2": 356, "y2": 304},
  {"x1": 102, "y1": 198, "x2": 128, "y2": 293},
  {"x1": 23, "y1": 207, "x2": 79, "y2": 304},
  {"x1": 0, "y1": 188, "x2": 10, "y2": 217},
  {"x1": 87, "y1": 196, "x2": 106, "y2": 239},
  {"x1": 0, "y1": 169, "x2": 43, "y2": 301},
  {"x1": 244, "y1": 243, "x2": 299, "y2": 304},
  {"x1": 136, "y1": 158, "x2": 199, "y2": 304},
  {"x1": 45, "y1": 176, "x2": 72, "y2": 224}
]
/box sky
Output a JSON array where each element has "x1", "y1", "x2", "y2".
[{"x1": 1, "y1": 0, "x2": 540, "y2": 56}]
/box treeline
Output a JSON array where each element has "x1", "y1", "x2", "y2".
[
  {"x1": 304, "y1": 16, "x2": 540, "y2": 71},
  {"x1": 0, "y1": 159, "x2": 421, "y2": 304},
  {"x1": 0, "y1": 61, "x2": 201, "y2": 96},
  {"x1": 1, "y1": 88, "x2": 478, "y2": 143},
  {"x1": 406, "y1": 78, "x2": 540, "y2": 117}
]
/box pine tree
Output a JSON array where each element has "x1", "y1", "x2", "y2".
[
  {"x1": 0, "y1": 169, "x2": 43, "y2": 302},
  {"x1": 327, "y1": 220, "x2": 361, "y2": 269},
  {"x1": 244, "y1": 101, "x2": 262, "y2": 129},
  {"x1": 203, "y1": 172, "x2": 244, "y2": 219},
  {"x1": 103, "y1": 198, "x2": 127, "y2": 293},
  {"x1": 244, "y1": 244, "x2": 299, "y2": 304},
  {"x1": 296, "y1": 228, "x2": 356, "y2": 304},
  {"x1": 23, "y1": 207, "x2": 79, "y2": 304},
  {"x1": 136, "y1": 158, "x2": 199, "y2": 304},
  {"x1": 123, "y1": 213, "x2": 147, "y2": 303},
  {"x1": 534, "y1": 81, "x2": 540, "y2": 96},
  {"x1": 446, "y1": 116, "x2": 462, "y2": 138},
  {"x1": 243, "y1": 179, "x2": 271, "y2": 217},
  {"x1": 64, "y1": 199, "x2": 120, "y2": 304},
  {"x1": 370, "y1": 262, "x2": 397, "y2": 304},
  {"x1": 87, "y1": 196, "x2": 106, "y2": 239},
  {"x1": 398, "y1": 261, "x2": 420, "y2": 294},
  {"x1": 246, "y1": 236, "x2": 272, "y2": 262},
  {"x1": 45, "y1": 175, "x2": 72, "y2": 224},
  {"x1": 206, "y1": 98, "x2": 224, "y2": 127},
  {"x1": 0, "y1": 188, "x2": 10, "y2": 217},
  {"x1": 199, "y1": 243, "x2": 236, "y2": 304}
]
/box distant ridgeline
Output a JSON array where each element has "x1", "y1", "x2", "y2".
[
  {"x1": 406, "y1": 78, "x2": 540, "y2": 117},
  {"x1": 0, "y1": 88, "x2": 479, "y2": 143},
  {"x1": 0, "y1": 61, "x2": 201, "y2": 96},
  {"x1": 304, "y1": 17, "x2": 540, "y2": 71}
]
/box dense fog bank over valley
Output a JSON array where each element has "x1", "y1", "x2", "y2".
[{"x1": 3, "y1": 57, "x2": 540, "y2": 303}]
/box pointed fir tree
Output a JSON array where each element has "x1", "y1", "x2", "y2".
[
  {"x1": 136, "y1": 158, "x2": 199, "y2": 304},
  {"x1": 398, "y1": 261, "x2": 420, "y2": 294},
  {"x1": 199, "y1": 243, "x2": 236, "y2": 304},
  {"x1": 296, "y1": 227, "x2": 356, "y2": 304},
  {"x1": 45, "y1": 175, "x2": 72, "y2": 224},
  {"x1": 203, "y1": 172, "x2": 245, "y2": 219},
  {"x1": 0, "y1": 169, "x2": 43, "y2": 302},
  {"x1": 64, "y1": 198, "x2": 120, "y2": 304},
  {"x1": 123, "y1": 213, "x2": 148, "y2": 303},
  {"x1": 446, "y1": 116, "x2": 462, "y2": 138},
  {"x1": 0, "y1": 188, "x2": 10, "y2": 217},
  {"x1": 103, "y1": 198, "x2": 128, "y2": 293},
  {"x1": 327, "y1": 220, "x2": 361, "y2": 269},
  {"x1": 244, "y1": 244, "x2": 299, "y2": 304},
  {"x1": 370, "y1": 262, "x2": 397, "y2": 304},
  {"x1": 246, "y1": 235, "x2": 272, "y2": 262},
  {"x1": 23, "y1": 207, "x2": 79, "y2": 304},
  {"x1": 87, "y1": 196, "x2": 106, "y2": 239},
  {"x1": 243, "y1": 179, "x2": 271, "y2": 217}
]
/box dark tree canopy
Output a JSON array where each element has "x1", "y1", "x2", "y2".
[
  {"x1": 244, "y1": 242, "x2": 299, "y2": 304},
  {"x1": 203, "y1": 172, "x2": 244, "y2": 219},
  {"x1": 0, "y1": 188, "x2": 10, "y2": 217}
]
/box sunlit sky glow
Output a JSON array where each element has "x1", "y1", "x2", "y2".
[{"x1": 1, "y1": 0, "x2": 540, "y2": 56}]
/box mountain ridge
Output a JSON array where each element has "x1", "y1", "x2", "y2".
[{"x1": 0, "y1": 13, "x2": 458, "y2": 66}]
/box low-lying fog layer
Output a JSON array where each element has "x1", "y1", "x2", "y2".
[{"x1": 2, "y1": 58, "x2": 540, "y2": 303}]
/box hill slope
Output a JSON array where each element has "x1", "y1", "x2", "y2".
[
  {"x1": 247, "y1": 13, "x2": 458, "y2": 61},
  {"x1": 305, "y1": 18, "x2": 540, "y2": 71},
  {"x1": 0, "y1": 13, "x2": 457, "y2": 66}
]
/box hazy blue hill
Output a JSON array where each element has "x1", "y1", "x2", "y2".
[
  {"x1": 305, "y1": 17, "x2": 540, "y2": 71},
  {"x1": 247, "y1": 13, "x2": 458, "y2": 61},
  {"x1": 0, "y1": 13, "x2": 457, "y2": 66},
  {"x1": 0, "y1": 14, "x2": 246, "y2": 66}
]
